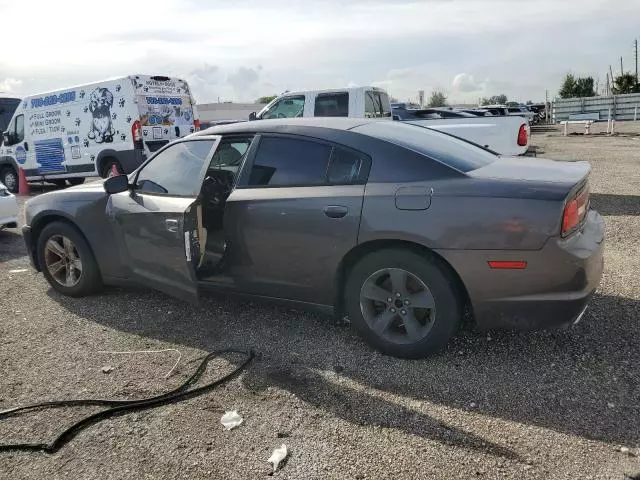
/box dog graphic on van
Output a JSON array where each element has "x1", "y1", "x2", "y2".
[{"x1": 87, "y1": 88, "x2": 115, "y2": 143}]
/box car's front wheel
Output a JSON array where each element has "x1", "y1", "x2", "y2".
[
  {"x1": 345, "y1": 248, "x2": 462, "y2": 358},
  {"x1": 37, "y1": 221, "x2": 102, "y2": 297}
]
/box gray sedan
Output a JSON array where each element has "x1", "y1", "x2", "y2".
[{"x1": 22, "y1": 118, "x2": 604, "y2": 358}]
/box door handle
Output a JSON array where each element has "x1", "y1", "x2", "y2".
[
  {"x1": 324, "y1": 205, "x2": 348, "y2": 219},
  {"x1": 24, "y1": 142, "x2": 28, "y2": 151},
  {"x1": 165, "y1": 218, "x2": 179, "y2": 233}
]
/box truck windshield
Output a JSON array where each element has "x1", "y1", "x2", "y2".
[{"x1": 353, "y1": 121, "x2": 497, "y2": 173}]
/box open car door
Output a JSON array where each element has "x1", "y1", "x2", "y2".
[{"x1": 105, "y1": 137, "x2": 220, "y2": 303}]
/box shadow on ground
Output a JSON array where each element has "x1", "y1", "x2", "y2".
[
  {"x1": 0, "y1": 229, "x2": 27, "y2": 264},
  {"x1": 591, "y1": 193, "x2": 640, "y2": 216},
  {"x1": 49, "y1": 286, "x2": 640, "y2": 456}
]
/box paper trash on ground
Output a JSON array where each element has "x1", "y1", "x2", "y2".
[
  {"x1": 220, "y1": 410, "x2": 243, "y2": 430},
  {"x1": 268, "y1": 444, "x2": 288, "y2": 472}
]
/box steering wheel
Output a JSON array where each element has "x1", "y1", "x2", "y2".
[{"x1": 203, "y1": 175, "x2": 231, "y2": 207}]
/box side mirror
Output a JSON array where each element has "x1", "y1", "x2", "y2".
[
  {"x1": 3, "y1": 132, "x2": 11, "y2": 145},
  {"x1": 104, "y1": 174, "x2": 130, "y2": 195},
  {"x1": 248, "y1": 111, "x2": 257, "y2": 121}
]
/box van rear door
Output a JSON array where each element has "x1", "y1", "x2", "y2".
[{"x1": 132, "y1": 75, "x2": 197, "y2": 153}]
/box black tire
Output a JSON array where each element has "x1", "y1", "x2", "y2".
[
  {"x1": 345, "y1": 248, "x2": 461, "y2": 359},
  {"x1": 101, "y1": 158, "x2": 122, "y2": 178},
  {"x1": 67, "y1": 177, "x2": 85, "y2": 186},
  {"x1": 1, "y1": 166, "x2": 19, "y2": 193},
  {"x1": 37, "y1": 221, "x2": 102, "y2": 297}
]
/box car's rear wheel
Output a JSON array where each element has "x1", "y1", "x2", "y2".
[
  {"x1": 37, "y1": 221, "x2": 102, "y2": 297},
  {"x1": 345, "y1": 248, "x2": 461, "y2": 358},
  {"x1": 1, "y1": 167, "x2": 18, "y2": 193},
  {"x1": 101, "y1": 159, "x2": 122, "y2": 178}
]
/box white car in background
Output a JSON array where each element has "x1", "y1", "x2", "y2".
[{"x1": 0, "y1": 181, "x2": 19, "y2": 229}]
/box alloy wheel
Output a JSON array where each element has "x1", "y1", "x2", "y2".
[
  {"x1": 3, "y1": 171, "x2": 18, "y2": 192},
  {"x1": 359, "y1": 268, "x2": 436, "y2": 345},
  {"x1": 44, "y1": 235, "x2": 83, "y2": 287}
]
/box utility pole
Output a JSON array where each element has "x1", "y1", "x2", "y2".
[
  {"x1": 621, "y1": 56, "x2": 624, "y2": 76},
  {"x1": 635, "y1": 38, "x2": 638, "y2": 86},
  {"x1": 605, "y1": 72, "x2": 609, "y2": 96},
  {"x1": 610, "y1": 65, "x2": 615, "y2": 93}
]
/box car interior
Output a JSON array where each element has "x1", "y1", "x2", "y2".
[{"x1": 195, "y1": 136, "x2": 253, "y2": 277}]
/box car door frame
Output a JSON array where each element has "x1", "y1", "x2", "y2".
[
  {"x1": 109, "y1": 135, "x2": 222, "y2": 303},
  {"x1": 221, "y1": 132, "x2": 371, "y2": 304}
]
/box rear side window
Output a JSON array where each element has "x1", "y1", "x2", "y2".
[
  {"x1": 365, "y1": 91, "x2": 391, "y2": 118},
  {"x1": 327, "y1": 148, "x2": 362, "y2": 184},
  {"x1": 135, "y1": 140, "x2": 215, "y2": 195},
  {"x1": 353, "y1": 121, "x2": 497, "y2": 173},
  {"x1": 314, "y1": 93, "x2": 349, "y2": 117},
  {"x1": 248, "y1": 137, "x2": 332, "y2": 186}
]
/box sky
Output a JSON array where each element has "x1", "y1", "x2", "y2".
[{"x1": 1, "y1": 0, "x2": 639, "y2": 105}]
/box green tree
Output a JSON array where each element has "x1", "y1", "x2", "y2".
[
  {"x1": 428, "y1": 90, "x2": 447, "y2": 107},
  {"x1": 256, "y1": 95, "x2": 277, "y2": 104},
  {"x1": 480, "y1": 94, "x2": 508, "y2": 105},
  {"x1": 559, "y1": 74, "x2": 596, "y2": 98},
  {"x1": 612, "y1": 73, "x2": 640, "y2": 94}
]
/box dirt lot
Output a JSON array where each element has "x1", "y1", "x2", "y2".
[{"x1": 1, "y1": 127, "x2": 639, "y2": 479}]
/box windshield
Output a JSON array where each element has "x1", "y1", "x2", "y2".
[{"x1": 353, "y1": 121, "x2": 497, "y2": 173}]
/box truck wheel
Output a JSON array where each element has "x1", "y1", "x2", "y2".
[
  {"x1": 344, "y1": 248, "x2": 462, "y2": 359},
  {"x1": 37, "y1": 221, "x2": 102, "y2": 297},
  {"x1": 1, "y1": 167, "x2": 19, "y2": 193},
  {"x1": 68, "y1": 178, "x2": 85, "y2": 186},
  {"x1": 101, "y1": 159, "x2": 122, "y2": 178}
]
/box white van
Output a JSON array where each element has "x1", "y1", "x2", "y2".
[
  {"x1": 249, "y1": 87, "x2": 392, "y2": 120},
  {"x1": 0, "y1": 75, "x2": 199, "y2": 192}
]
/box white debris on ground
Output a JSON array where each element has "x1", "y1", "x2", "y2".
[
  {"x1": 220, "y1": 410, "x2": 243, "y2": 431},
  {"x1": 267, "y1": 444, "x2": 288, "y2": 472}
]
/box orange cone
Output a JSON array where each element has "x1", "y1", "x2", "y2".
[
  {"x1": 18, "y1": 168, "x2": 30, "y2": 196},
  {"x1": 110, "y1": 163, "x2": 120, "y2": 177}
]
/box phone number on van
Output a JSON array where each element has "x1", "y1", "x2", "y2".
[{"x1": 30, "y1": 91, "x2": 76, "y2": 108}]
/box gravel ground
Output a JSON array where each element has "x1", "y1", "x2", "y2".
[{"x1": 1, "y1": 128, "x2": 639, "y2": 479}]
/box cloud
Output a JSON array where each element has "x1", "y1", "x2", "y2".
[
  {"x1": 452, "y1": 73, "x2": 486, "y2": 93},
  {"x1": 0, "y1": 78, "x2": 23, "y2": 93},
  {"x1": 227, "y1": 67, "x2": 260, "y2": 92}
]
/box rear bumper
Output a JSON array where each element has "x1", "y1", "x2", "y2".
[{"x1": 437, "y1": 210, "x2": 605, "y2": 331}]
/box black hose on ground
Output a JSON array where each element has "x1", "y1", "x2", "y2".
[{"x1": 0, "y1": 348, "x2": 255, "y2": 453}]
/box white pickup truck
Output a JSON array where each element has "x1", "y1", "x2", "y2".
[{"x1": 249, "y1": 88, "x2": 530, "y2": 156}]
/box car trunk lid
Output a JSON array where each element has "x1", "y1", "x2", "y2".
[{"x1": 469, "y1": 156, "x2": 590, "y2": 186}]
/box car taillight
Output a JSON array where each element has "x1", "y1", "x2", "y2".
[
  {"x1": 194, "y1": 119, "x2": 201, "y2": 131},
  {"x1": 517, "y1": 124, "x2": 528, "y2": 146},
  {"x1": 131, "y1": 120, "x2": 143, "y2": 150},
  {"x1": 562, "y1": 184, "x2": 589, "y2": 236},
  {"x1": 132, "y1": 120, "x2": 142, "y2": 144}
]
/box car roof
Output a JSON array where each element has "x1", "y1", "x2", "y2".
[{"x1": 193, "y1": 117, "x2": 375, "y2": 136}]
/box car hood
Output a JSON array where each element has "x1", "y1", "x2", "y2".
[{"x1": 469, "y1": 156, "x2": 591, "y2": 186}]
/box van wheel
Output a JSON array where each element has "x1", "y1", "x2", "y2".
[
  {"x1": 68, "y1": 178, "x2": 85, "y2": 186},
  {"x1": 344, "y1": 249, "x2": 462, "y2": 359},
  {"x1": 1, "y1": 167, "x2": 19, "y2": 193},
  {"x1": 37, "y1": 221, "x2": 102, "y2": 297},
  {"x1": 101, "y1": 159, "x2": 122, "y2": 178}
]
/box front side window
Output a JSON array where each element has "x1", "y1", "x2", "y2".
[
  {"x1": 248, "y1": 136, "x2": 332, "y2": 187},
  {"x1": 15, "y1": 115, "x2": 24, "y2": 143},
  {"x1": 135, "y1": 140, "x2": 215, "y2": 195},
  {"x1": 314, "y1": 93, "x2": 349, "y2": 117},
  {"x1": 260, "y1": 96, "x2": 305, "y2": 119}
]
